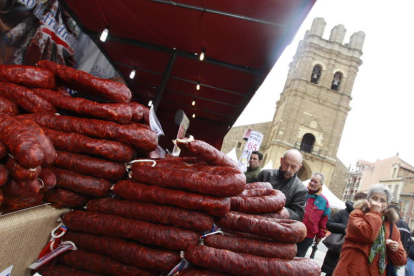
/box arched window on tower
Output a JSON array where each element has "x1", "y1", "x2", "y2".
[
  {"x1": 300, "y1": 133, "x2": 315, "y2": 153},
  {"x1": 331, "y1": 72, "x2": 342, "y2": 91},
  {"x1": 310, "y1": 65, "x2": 322, "y2": 84}
]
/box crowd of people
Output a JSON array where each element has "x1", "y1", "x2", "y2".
[{"x1": 244, "y1": 149, "x2": 412, "y2": 276}]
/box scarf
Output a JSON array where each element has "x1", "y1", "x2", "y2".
[{"x1": 368, "y1": 222, "x2": 386, "y2": 274}]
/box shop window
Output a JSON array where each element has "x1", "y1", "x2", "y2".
[
  {"x1": 310, "y1": 65, "x2": 322, "y2": 84},
  {"x1": 300, "y1": 133, "x2": 315, "y2": 153},
  {"x1": 331, "y1": 72, "x2": 342, "y2": 91},
  {"x1": 392, "y1": 167, "x2": 398, "y2": 178},
  {"x1": 402, "y1": 201, "x2": 408, "y2": 213},
  {"x1": 393, "y1": 185, "x2": 399, "y2": 202}
]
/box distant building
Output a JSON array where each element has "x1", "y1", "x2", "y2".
[
  {"x1": 222, "y1": 17, "x2": 364, "y2": 198},
  {"x1": 343, "y1": 154, "x2": 414, "y2": 227}
]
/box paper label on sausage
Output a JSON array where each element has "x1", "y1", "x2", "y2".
[
  {"x1": 28, "y1": 243, "x2": 75, "y2": 269},
  {"x1": 0, "y1": 265, "x2": 13, "y2": 276},
  {"x1": 149, "y1": 105, "x2": 164, "y2": 137},
  {"x1": 166, "y1": 258, "x2": 189, "y2": 276}
]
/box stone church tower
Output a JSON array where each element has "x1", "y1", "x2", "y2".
[
  {"x1": 262, "y1": 18, "x2": 365, "y2": 185},
  {"x1": 221, "y1": 18, "x2": 365, "y2": 188}
]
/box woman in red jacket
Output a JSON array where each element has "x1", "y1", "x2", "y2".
[{"x1": 333, "y1": 183, "x2": 406, "y2": 276}]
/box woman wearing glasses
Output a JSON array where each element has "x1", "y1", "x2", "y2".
[{"x1": 333, "y1": 184, "x2": 406, "y2": 276}]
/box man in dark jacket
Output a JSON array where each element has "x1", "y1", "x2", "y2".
[
  {"x1": 321, "y1": 192, "x2": 367, "y2": 276},
  {"x1": 244, "y1": 151, "x2": 263, "y2": 183},
  {"x1": 255, "y1": 149, "x2": 307, "y2": 221}
]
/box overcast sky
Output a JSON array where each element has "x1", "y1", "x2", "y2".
[{"x1": 234, "y1": 0, "x2": 414, "y2": 168}]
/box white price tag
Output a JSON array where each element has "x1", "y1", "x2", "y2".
[
  {"x1": 0, "y1": 265, "x2": 13, "y2": 276},
  {"x1": 149, "y1": 106, "x2": 164, "y2": 137}
]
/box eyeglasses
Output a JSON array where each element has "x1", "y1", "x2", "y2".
[{"x1": 370, "y1": 196, "x2": 387, "y2": 203}]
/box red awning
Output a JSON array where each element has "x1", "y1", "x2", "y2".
[{"x1": 61, "y1": 0, "x2": 316, "y2": 149}]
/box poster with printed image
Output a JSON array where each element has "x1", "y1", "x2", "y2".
[{"x1": 0, "y1": 0, "x2": 80, "y2": 66}]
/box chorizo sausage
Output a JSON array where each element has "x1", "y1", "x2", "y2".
[
  {"x1": 63, "y1": 231, "x2": 180, "y2": 272},
  {"x1": 245, "y1": 182, "x2": 273, "y2": 190},
  {"x1": 15, "y1": 118, "x2": 57, "y2": 167},
  {"x1": 44, "y1": 188, "x2": 89, "y2": 207},
  {"x1": 62, "y1": 210, "x2": 199, "y2": 250},
  {"x1": 128, "y1": 102, "x2": 144, "y2": 122},
  {"x1": 38, "y1": 167, "x2": 56, "y2": 193},
  {"x1": 18, "y1": 114, "x2": 158, "y2": 152},
  {"x1": 221, "y1": 228, "x2": 276, "y2": 242},
  {"x1": 178, "y1": 268, "x2": 232, "y2": 276},
  {"x1": 185, "y1": 245, "x2": 321, "y2": 276},
  {"x1": 230, "y1": 189, "x2": 285, "y2": 213},
  {"x1": 258, "y1": 208, "x2": 290, "y2": 219},
  {"x1": 36, "y1": 264, "x2": 104, "y2": 276},
  {"x1": 0, "y1": 96, "x2": 19, "y2": 116},
  {"x1": 2, "y1": 178, "x2": 41, "y2": 197},
  {"x1": 6, "y1": 156, "x2": 41, "y2": 182},
  {"x1": 0, "y1": 141, "x2": 6, "y2": 159},
  {"x1": 58, "y1": 249, "x2": 157, "y2": 276},
  {"x1": 0, "y1": 82, "x2": 56, "y2": 113},
  {"x1": 131, "y1": 161, "x2": 245, "y2": 197},
  {"x1": 0, "y1": 64, "x2": 55, "y2": 88},
  {"x1": 88, "y1": 198, "x2": 213, "y2": 231},
  {"x1": 54, "y1": 151, "x2": 126, "y2": 180},
  {"x1": 113, "y1": 180, "x2": 231, "y2": 216},
  {"x1": 50, "y1": 167, "x2": 111, "y2": 197},
  {"x1": 37, "y1": 60, "x2": 131, "y2": 103},
  {"x1": 142, "y1": 105, "x2": 150, "y2": 125},
  {"x1": 175, "y1": 136, "x2": 239, "y2": 169},
  {"x1": 204, "y1": 235, "x2": 297, "y2": 259},
  {"x1": 215, "y1": 211, "x2": 307, "y2": 243},
  {"x1": 43, "y1": 128, "x2": 135, "y2": 162},
  {"x1": 0, "y1": 188, "x2": 3, "y2": 205},
  {"x1": 0, "y1": 114, "x2": 45, "y2": 168},
  {"x1": 32, "y1": 88, "x2": 133, "y2": 124},
  {"x1": 2, "y1": 192, "x2": 43, "y2": 207},
  {"x1": 0, "y1": 164, "x2": 9, "y2": 187}
]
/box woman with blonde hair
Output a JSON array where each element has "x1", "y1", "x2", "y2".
[{"x1": 333, "y1": 184, "x2": 406, "y2": 276}]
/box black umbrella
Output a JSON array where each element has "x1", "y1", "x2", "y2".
[{"x1": 310, "y1": 242, "x2": 318, "y2": 259}]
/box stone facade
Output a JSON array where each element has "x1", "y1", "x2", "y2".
[
  {"x1": 330, "y1": 158, "x2": 351, "y2": 199},
  {"x1": 343, "y1": 155, "x2": 414, "y2": 226},
  {"x1": 221, "y1": 122, "x2": 272, "y2": 159},
  {"x1": 343, "y1": 155, "x2": 414, "y2": 202},
  {"x1": 221, "y1": 18, "x2": 365, "y2": 188}
]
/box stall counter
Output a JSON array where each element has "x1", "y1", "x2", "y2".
[{"x1": 0, "y1": 204, "x2": 69, "y2": 276}]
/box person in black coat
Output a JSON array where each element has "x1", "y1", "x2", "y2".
[
  {"x1": 406, "y1": 231, "x2": 414, "y2": 276},
  {"x1": 321, "y1": 192, "x2": 367, "y2": 276},
  {"x1": 387, "y1": 204, "x2": 411, "y2": 251}
]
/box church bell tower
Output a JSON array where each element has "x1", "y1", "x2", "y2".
[{"x1": 262, "y1": 17, "x2": 365, "y2": 185}]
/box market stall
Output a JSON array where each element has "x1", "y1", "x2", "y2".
[{"x1": 0, "y1": 0, "x2": 318, "y2": 275}]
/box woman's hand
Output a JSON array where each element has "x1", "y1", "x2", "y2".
[
  {"x1": 386, "y1": 239, "x2": 399, "y2": 252},
  {"x1": 366, "y1": 199, "x2": 382, "y2": 212}
]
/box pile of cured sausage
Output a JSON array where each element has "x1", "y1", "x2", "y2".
[
  {"x1": 35, "y1": 137, "x2": 320, "y2": 276},
  {"x1": 0, "y1": 62, "x2": 320, "y2": 275},
  {"x1": 0, "y1": 62, "x2": 156, "y2": 208}
]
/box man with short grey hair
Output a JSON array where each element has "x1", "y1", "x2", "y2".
[
  {"x1": 255, "y1": 149, "x2": 308, "y2": 221},
  {"x1": 296, "y1": 172, "x2": 331, "y2": 257}
]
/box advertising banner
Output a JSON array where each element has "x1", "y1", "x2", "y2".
[{"x1": 238, "y1": 130, "x2": 263, "y2": 172}]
